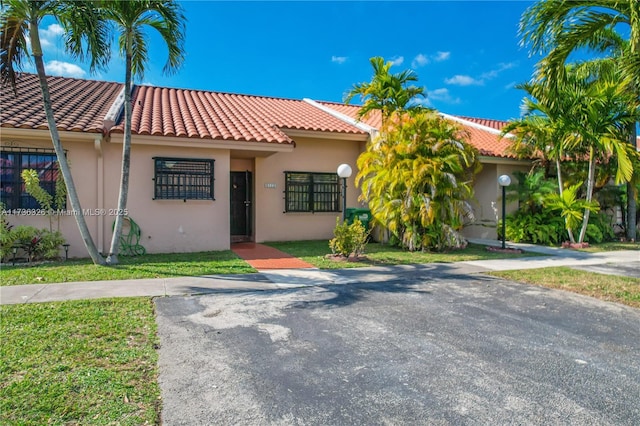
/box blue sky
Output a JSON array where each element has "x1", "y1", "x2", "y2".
[{"x1": 34, "y1": 1, "x2": 546, "y2": 121}]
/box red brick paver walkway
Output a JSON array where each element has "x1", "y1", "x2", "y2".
[{"x1": 231, "y1": 243, "x2": 315, "y2": 270}]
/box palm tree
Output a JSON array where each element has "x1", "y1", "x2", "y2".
[
  {"x1": 344, "y1": 56, "x2": 426, "y2": 124},
  {"x1": 519, "y1": 0, "x2": 640, "y2": 240},
  {"x1": 0, "y1": 0, "x2": 110, "y2": 265},
  {"x1": 102, "y1": 0, "x2": 185, "y2": 265},
  {"x1": 502, "y1": 74, "x2": 586, "y2": 243},
  {"x1": 504, "y1": 63, "x2": 638, "y2": 244}
]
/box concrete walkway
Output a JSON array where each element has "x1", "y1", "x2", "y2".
[{"x1": 1, "y1": 241, "x2": 637, "y2": 305}]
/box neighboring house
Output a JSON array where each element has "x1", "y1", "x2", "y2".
[{"x1": 2, "y1": 73, "x2": 530, "y2": 257}]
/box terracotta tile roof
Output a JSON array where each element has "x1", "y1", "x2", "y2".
[
  {"x1": 317, "y1": 103, "x2": 516, "y2": 158},
  {"x1": 317, "y1": 101, "x2": 383, "y2": 129},
  {"x1": 1, "y1": 73, "x2": 124, "y2": 134},
  {"x1": 109, "y1": 85, "x2": 369, "y2": 144},
  {"x1": 440, "y1": 114, "x2": 515, "y2": 158}
]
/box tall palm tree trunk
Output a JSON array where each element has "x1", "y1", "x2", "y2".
[
  {"x1": 107, "y1": 49, "x2": 133, "y2": 265},
  {"x1": 578, "y1": 148, "x2": 597, "y2": 243},
  {"x1": 627, "y1": 123, "x2": 638, "y2": 241},
  {"x1": 29, "y1": 21, "x2": 105, "y2": 265},
  {"x1": 556, "y1": 158, "x2": 576, "y2": 243}
]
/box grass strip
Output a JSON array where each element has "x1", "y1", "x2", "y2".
[
  {"x1": 0, "y1": 250, "x2": 255, "y2": 286},
  {"x1": 490, "y1": 267, "x2": 640, "y2": 308},
  {"x1": 266, "y1": 241, "x2": 543, "y2": 269},
  {"x1": 0, "y1": 298, "x2": 160, "y2": 425}
]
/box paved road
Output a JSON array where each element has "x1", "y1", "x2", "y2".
[{"x1": 155, "y1": 274, "x2": 640, "y2": 425}]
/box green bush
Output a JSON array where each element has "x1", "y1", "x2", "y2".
[
  {"x1": 584, "y1": 212, "x2": 616, "y2": 243},
  {"x1": 0, "y1": 225, "x2": 66, "y2": 262},
  {"x1": 500, "y1": 209, "x2": 566, "y2": 246},
  {"x1": 329, "y1": 217, "x2": 369, "y2": 257}
]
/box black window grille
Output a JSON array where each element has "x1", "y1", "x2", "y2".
[
  {"x1": 153, "y1": 157, "x2": 215, "y2": 200},
  {"x1": 284, "y1": 172, "x2": 340, "y2": 212},
  {"x1": 0, "y1": 147, "x2": 63, "y2": 210}
]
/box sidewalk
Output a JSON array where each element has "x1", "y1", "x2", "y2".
[{"x1": 1, "y1": 243, "x2": 638, "y2": 305}]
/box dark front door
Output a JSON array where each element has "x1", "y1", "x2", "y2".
[{"x1": 230, "y1": 171, "x2": 252, "y2": 239}]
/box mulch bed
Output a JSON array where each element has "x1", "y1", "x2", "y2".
[
  {"x1": 485, "y1": 246, "x2": 524, "y2": 254},
  {"x1": 561, "y1": 241, "x2": 590, "y2": 249},
  {"x1": 324, "y1": 254, "x2": 369, "y2": 262}
]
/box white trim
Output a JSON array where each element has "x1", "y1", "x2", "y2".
[
  {"x1": 0, "y1": 128, "x2": 102, "y2": 142},
  {"x1": 302, "y1": 98, "x2": 377, "y2": 134},
  {"x1": 281, "y1": 128, "x2": 368, "y2": 141},
  {"x1": 439, "y1": 112, "x2": 514, "y2": 139},
  {"x1": 478, "y1": 155, "x2": 531, "y2": 166},
  {"x1": 108, "y1": 133, "x2": 295, "y2": 152}
]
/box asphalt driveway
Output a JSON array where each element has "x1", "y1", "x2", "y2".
[{"x1": 155, "y1": 274, "x2": 640, "y2": 425}]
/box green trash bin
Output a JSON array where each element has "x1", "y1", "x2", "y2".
[{"x1": 345, "y1": 208, "x2": 372, "y2": 230}]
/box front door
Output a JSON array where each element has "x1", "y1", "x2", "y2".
[{"x1": 230, "y1": 171, "x2": 252, "y2": 241}]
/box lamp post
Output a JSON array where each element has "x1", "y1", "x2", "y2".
[
  {"x1": 498, "y1": 174, "x2": 512, "y2": 249},
  {"x1": 337, "y1": 164, "x2": 353, "y2": 222},
  {"x1": 11, "y1": 245, "x2": 18, "y2": 266},
  {"x1": 62, "y1": 243, "x2": 70, "y2": 261}
]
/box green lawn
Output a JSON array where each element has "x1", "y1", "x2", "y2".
[
  {"x1": 265, "y1": 240, "x2": 542, "y2": 269},
  {"x1": 0, "y1": 298, "x2": 160, "y2": 425},
  {"x1": 0, "y1": 250, "x2": 256, "y2": 286},
  {"x1": 490, "y1": 267, "x2": 640, "y2": 308}
]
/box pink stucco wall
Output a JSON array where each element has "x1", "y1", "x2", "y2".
[{"x1": 253, "y1": 136, "x2": 364, "y2": 243}]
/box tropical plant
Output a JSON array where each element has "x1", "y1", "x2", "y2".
[
  {"x1": 344, "y1": 56, "x2": 426, "y2": 124},
  {"x1": 102, "y1": 0, "x2": 186, "y2": 265},
  {"x1": 0, "y1": 0, "x2": 110, "y2": 265},
  {"x1": 329, "y1": 217, "x2": 368, "y2": 258},
  {"x1": 21, "y1": 166, "x2": 66, "y2": 231},
  {"x1": 505, "y1": 170, "x2": 556, "y2": 215},
  {"x1": 504, "y1": 63, "x2": 638, "y2": 243},
  {"x1": 519, "y1": 0, "x2": 640, "y2": 240},
  {"x1": 356, "y1": 110, "x2": 479, "y2": 252},
  {"x1": 546, "y1": 182, "x2": 600, "y2": 239},
  {"x1": 0, "y1": 224, "x2": 65, "y2": 261},
  {"x1": 500, "y1": 209, "x2": 566, "y2": 246}
]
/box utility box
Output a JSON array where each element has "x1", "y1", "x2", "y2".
[{"x1": 345, "y1": 208, "x2": 372, "y2": 229}]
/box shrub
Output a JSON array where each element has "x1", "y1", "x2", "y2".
[
  {"x1": 500, "y1": 209, "x2": 566, "y2": 246},
  {"x1": 329, "y1": 217, "x2": 369, "y2": 258},
  {"x1": 0, "y1": 225, "x2": 66, "y2": 262},
  {"x1": 584, "y1": 212, "x2": 616, "y2": 244}
]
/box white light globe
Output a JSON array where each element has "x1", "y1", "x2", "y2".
[
  {"x1": 498, "y1": 174, "x2": 511, "y2": 187},
  {"x1": 337, "y1": 164, "x2": 353, "y2": 178}
]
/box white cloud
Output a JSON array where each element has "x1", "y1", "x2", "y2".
[
  {"x1": 411, "y1": 54, "x2": 429, "y2": 68},
  {"x1": 434, "y1": 51, "x2": 450, "y2": 62},
  {"x1": 41, "y1": 23, "x2": 64, "y2": 38},
  {"x1": 444, "y1": 75, "x2": 483, "y2": 86},
  {"x1": 427, "y1": 88, "x2": 461, "y2": 104},
  {"x1": 39, "y1": 24, "x2": 65, "y2": 49},
  {"x1": 45, "y1": 60, "x2": 86, "y2": 78},
  {"x1": 331, "y1": 55, "x2": 348, "y2": 64},
  {"x1": 481, "y1": 62, "x2": 517, "y2": 80},
  {"x1": 389, "y1": 56, "x2": 404, "y2": 66},
  {"x1": 504, "y1": 81, "x2": 517, "y2": 90}
]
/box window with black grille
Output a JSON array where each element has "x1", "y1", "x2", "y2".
[
  {"x1": 0, "y1": 147, "x2": 63, "y2": 210},
  {"x1": 153, "y1": 157, "x2": 215, "y2": 200},
  {"x1": 284, "y1": 172, "x2": 340, "y2": 212}
]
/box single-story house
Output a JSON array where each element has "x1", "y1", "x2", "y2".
[{"x1": 1, "y1": 73, "x2": 531, "y2": 258}]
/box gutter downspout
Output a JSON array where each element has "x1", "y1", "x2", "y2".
[
  {"x1": 99, "y1": 85, "x2": 127, "y2": 255},
  {"x1": 94, "y1": 136, "x2": 104, "y2": 254}
]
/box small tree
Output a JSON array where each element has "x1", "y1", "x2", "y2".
[
  {"x1": 356, "y1": 111, "x2": 479, "y2": 251},
  {"x1": 21, "y1": 166, "x2": 66, "y2": 231},
  {"x1": 329, "y1": 217, "x2": 368, "y2": 258}
]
